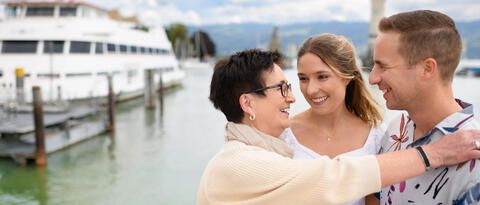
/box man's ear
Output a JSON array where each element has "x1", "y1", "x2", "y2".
[
  {"x1": 422, "y1": 58, "x2": 438, "y2": 79},
  {"x1": 239, "y1": 94, "x2": 254, "y2": 115}
]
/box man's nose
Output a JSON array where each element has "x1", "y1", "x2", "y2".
[{"x1": 369, "y1": 66, "x2": 380, "y2": 85}]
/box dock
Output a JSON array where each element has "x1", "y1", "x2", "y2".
[
  {"x1": 0, "y1": 69, "x2": 182, "y2": 166},
  {"x1": 0, "y1": 105, "x2": 107, "y2": 165}
]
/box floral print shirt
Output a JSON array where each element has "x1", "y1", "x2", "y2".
[{"x1": 379, "y1": 100, "x2": 480, "y2": 205}]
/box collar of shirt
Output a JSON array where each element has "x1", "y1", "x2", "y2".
[{"x1": 409, "y1": 99, "x2": 475, "y2": 147}]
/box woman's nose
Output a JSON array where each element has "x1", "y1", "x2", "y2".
[
  {"x1": 285, "y1": 90, "x2": 296, "y2": 103},
  {"x1": 306, "y1": 81, "x2": 319, "y2": 96}
]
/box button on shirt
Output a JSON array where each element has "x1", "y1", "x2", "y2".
[{"x1": 379, "y1": 100, "x2": 480, "y2": 205}]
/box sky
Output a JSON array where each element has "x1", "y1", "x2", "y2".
[{"x1": 1, "y1": 0, "x2": 480, "y2": 26}]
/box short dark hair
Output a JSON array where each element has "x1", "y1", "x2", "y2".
[
  {"x1": 379, "y1": 10, "x2": 462, "y2": 82},
  {"x1": 209, "y1": 49, "x2": 282, "y2": 122}
]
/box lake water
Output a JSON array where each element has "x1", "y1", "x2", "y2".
[{"x1": 0, "y1": 67, "x2": 478, "y2": 205}]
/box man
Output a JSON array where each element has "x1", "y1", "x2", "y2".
[{"x1": 369, "y1": 10, "x2": 480, "y2": 204}]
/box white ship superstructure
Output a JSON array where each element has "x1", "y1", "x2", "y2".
[{"x1": 0, "y1": 0, "x2": 185, "y2": 103}]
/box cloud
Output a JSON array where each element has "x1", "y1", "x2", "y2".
[
  {"x1": 83, "y1": 0, "x2": 202, "y2": 26},
  {"x1": 386, "y1": 0, "x2": 480, "y2": 22},
  {"x1": 204, "y1": 0, "x2": 480, "y2": 25},
  {"x1": 1, "y1": 0, "x2": 479, "y2": 25},
  {"x1": 198, "y1": 0, "x2": 370, "y2": 25},
  {"x1": 140, "y1": 4, "x2": 202, "y2": 26},
  {"x1": 90, "y1": 0, "x2": 372, "y2": 25}
]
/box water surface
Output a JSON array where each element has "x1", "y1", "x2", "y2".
[{"x1": 0, "y1": 67, "x2": 478, "y2": 205}]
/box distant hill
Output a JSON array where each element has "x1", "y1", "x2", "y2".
[{"x1": 188, "y1": 21, "x2": 480, "y2": 59}]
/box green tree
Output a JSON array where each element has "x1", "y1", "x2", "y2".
[{"x1": 166, "y1": 23, "x2": 188, "y2": 50}]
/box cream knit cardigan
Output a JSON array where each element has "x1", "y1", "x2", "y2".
[{"x1": 197, "y1": 122, "x2": 381, "y2": 205}]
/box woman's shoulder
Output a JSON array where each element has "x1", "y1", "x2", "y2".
[
  {"x1": 289, "y1": 111, "x2": 313, "y2": 134},
  {"x1": 214, "y1": 141, "x2": 293, "y2": 167},
  {"x1": 290, "y1": 111, "x2": 309, "y2": 125}
]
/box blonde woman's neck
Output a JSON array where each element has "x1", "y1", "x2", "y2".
[{"x1": 306, "y1": 104, "x2": 358, "y2": 129}]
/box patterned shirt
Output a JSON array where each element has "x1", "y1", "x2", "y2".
[{"x1": 379, "y1": 100, "x2": 480, "y2": 205}]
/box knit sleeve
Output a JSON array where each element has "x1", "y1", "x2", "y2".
[{"x1": 199, "y1": 141, "x2": 381, "y2": 205}]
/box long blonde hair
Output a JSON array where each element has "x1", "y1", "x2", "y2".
[{"x1": 297, "y1": 33, "x2": 383, "y2": 126}]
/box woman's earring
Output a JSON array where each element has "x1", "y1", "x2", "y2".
[{"x1": 249, "y1": 113, "x2": 256, "y2": 121}]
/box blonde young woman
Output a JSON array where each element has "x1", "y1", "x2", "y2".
[{"x1": 281, "y1": 34, "x2": 383, "y2": 205}]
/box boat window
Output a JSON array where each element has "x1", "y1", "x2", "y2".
[
  {"x1": 70, "y1": 41, "x2": 91, "y2": 54},
  {"x1": 26, "y1": 7, "x2": 54, "y2": 17},
  {"x1": 0, "y1": 69, "x2": 3, "y2": 77},
  {"x1": 140, "y1": 47, "x2": 146, "y2": 54},
  {"x1": 80, "y1": 7, "x2": 93, "y2": 18},
  {"x1": 95, "y1": 42, "x2": 103, "y2": 54},
  {"x1": 37, "y1": 73, "x2": 60, "y2": 78},
  {"x1": 6, "y1": 6, "x2": 19, "y2": 17},
  {"x1": 2, "y1": 41, "x2": 38, "y2": 53},
  {"x1": 130, "y1": 46, "x2": 137, "y2": 53},
  {"x1": 148, "y1": 48, "x2": 153, "y2": 54},
  {"x1": 159, "y1": 67, "x2": 174, "y2": 72},
  {"x1": 66, "y1": 73, "x2": 92, "y2": 77},
  {"x1": 119, "y1": 45, "x2": 127, "y2": 53},
  {"x1": 44, "y1": 41, "x2": 64, "y2": 54},
  {"x1": 60, "y1": 7, "x2": 77, "y2": 17},
  {"x1": 107, "y1": 43, "x2": 116, "y2": 53},
  {"x1": 128, "y1": 69, "x2": 138, "y2": 76}
]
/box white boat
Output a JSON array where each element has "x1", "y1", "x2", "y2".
[
  {"x1": 457, "y1": 58, "x2": 480, "y2": 77},
  {"x1": 0, "y1": 0, "x2": 185, "y2": 104}
]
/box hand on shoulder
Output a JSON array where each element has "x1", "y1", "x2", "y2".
[{"x1": 424, "y1": 129, "x2": 480, "y2": 168}]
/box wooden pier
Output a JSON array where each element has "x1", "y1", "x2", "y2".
[
  {"x1": 0, "y1": 105, "x2": 107, "y2": 165},
  {"x1": 0, "y1": 69, "x2": 179, "y2": 166},
  {"x1": 0, "y1": 78, "x2": 115, "y2": 166}
]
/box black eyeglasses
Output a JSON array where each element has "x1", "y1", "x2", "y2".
[{"x1": 244, "y1": 81, "x2": 292, "y2": 97}]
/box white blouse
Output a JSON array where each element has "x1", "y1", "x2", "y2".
[{"x1": 280, "y1": 125, "x2": 386, "y2": 205}]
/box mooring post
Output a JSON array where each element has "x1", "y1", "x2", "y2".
[
  {"x1": 107, "y1": 74, "x2": 115, "y2": 133},
  {"x1": 57, "y1": 85, "x2": 62, "y2": 102},
  {"x1": 158, "y1": 69, "x2": 164, "y2": 111},
  {"x1": 157, "y1": 69, "x2": 164, "y2": 99},
  {"x1": 144, "y1": 69, "x2": 155, "y2": 109},
  {"x1": 15, "y1": 67, "x2": 25, "y2": 105},
  {"x1": 158, "y1": 69, "x2": 164, "y2": 96},
  {"x1": 33, "y1": 86, "x2": 46, "y2": 166}
]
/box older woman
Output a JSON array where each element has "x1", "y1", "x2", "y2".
[{"x1": 197, "y1": 49, "x2": 480, "y2": 205}]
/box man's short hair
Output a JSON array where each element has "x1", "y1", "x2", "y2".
[{"x1": 379, "y1": 10, "x2": 462, "y2": 82}]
